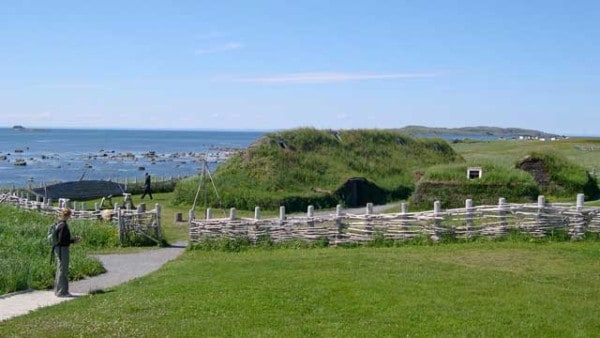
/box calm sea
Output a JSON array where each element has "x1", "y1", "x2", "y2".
[{"x1": 0, "y1": 128, "x2": 265, "y2": 187}]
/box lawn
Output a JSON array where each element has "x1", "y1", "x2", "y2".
[
  {"x1": 2, "y1": 137, "x2": 600, "y2": 336},
  {"x1": 451, "y1": 137, "x2": 600, "y2": 176},
  {"x1": 1, "y1": 241, "x2": 599, "y2": 337}
]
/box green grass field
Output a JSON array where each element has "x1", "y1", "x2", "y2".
[
  {"x1": 2, "y1": 137, "x2": 600, "y2": 336},
  {"x1": 451, "y1": 138, "x2": 600, "y2": 175},
  {"x1": 1, "y1": 241, "x2": 598, "y2": 336}
]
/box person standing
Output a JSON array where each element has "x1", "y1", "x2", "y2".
[
  {"x1": 141, "y1": 172, "x2": 153, "y2": 200},
  {"x1": 54, "y1": 208, "x2": 80, "y2": 297}
]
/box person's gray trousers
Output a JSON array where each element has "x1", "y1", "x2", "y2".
[{"x1": 54, "y1": 246, "x2": 70, "y2": 296}]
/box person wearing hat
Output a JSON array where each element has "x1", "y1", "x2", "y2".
[{"x1": 54, "y1": 208, "x2": 81, "y2": 297}]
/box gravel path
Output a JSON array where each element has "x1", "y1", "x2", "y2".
[
  {"x1": 70, "y1": 243, "x2": 186, "y2": 294},
  {"x1": 0, "y1": 243, "x2": 186, "y2": 322}
]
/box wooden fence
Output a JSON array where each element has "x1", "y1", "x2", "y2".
[
  {"x1": 0, "y1": 192, "x2": 162, "y2": 245},
  {"x1": 189, "y1": 195, "x2": 600, "y2": 246}
]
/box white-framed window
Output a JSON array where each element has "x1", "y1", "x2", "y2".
[{"x1": 467, "y1": 167, "x2": 483, "y2": 179}]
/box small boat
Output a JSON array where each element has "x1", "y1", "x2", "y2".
[{"x1": 13, "y1": 159, "x2": 27, "y2": 166}]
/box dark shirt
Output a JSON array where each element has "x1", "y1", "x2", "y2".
[
  {"x1": 56, "y1": 220, "x2": 74, "y2": 247},
  {"x1": 144, "y1": 175, "x2": 151, "y2": 187}
]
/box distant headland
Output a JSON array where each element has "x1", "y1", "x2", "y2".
[{"x1": 392, "y1": 125, "x2": 564, "y2": 139}]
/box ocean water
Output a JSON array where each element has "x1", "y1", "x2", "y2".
[{"x1": 0, "y1": 128, "x2": 265, "y2": 187}]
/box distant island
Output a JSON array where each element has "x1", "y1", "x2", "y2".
[
  {"x1": 10, "y1": 125, "x2": 45, "y2": 132},
  {"x1": 393, "y1": 125, "x2": 563, "y2": 139}
]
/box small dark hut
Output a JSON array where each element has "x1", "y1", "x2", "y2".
[{"x1": 30, "y1": 180, "x2": 126, "y2": 200}]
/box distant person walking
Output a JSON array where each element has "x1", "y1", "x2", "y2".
[
  {"x1": 141, "y1": 172, "x2": 153, "y2": 199},
  {"x1": 53, "y1": 208, "x2": 81, "y2": 297}
]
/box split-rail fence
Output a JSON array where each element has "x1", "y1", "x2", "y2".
[{"x1": 189, "y1": 194, "x2": 600, "y2": 245}]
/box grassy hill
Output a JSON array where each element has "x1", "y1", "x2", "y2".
[
  {"x1": 174, "y1": 128, "x2": 463, "y2": 212},
  {"x1": 173, "y1": 129, "x2": 600, "y2": 212}
]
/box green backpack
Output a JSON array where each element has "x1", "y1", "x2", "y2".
[{"x1": 47, "y1": 222, "x2": 59, "y2": 247}]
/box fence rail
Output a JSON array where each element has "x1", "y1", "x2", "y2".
[
  {"x1": 0, "y1": 192, "x2": 162, "y2": 245},
  {"x1": 189, "y1": 195, "x2": 600, "y2": 246}
]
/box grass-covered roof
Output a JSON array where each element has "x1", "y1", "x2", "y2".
[{"x1": 174, "y1": 128, "x2": 463, "y2": 211}]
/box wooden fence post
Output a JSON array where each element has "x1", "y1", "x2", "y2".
[
  {"x1": 366, "y1": 203, "x2": 373, "y2": 215},
  {"x1": 365, "y1": 202, "x2": 374, "y2": 240},
  {"x1": 434, "y1": 201, "x2": 441, "y2": 227},
  {"x1": 229, "y1": 208, "x2": 236, "y2": 220},
  {"x1": 206, "y1": 208, "x2": 213, "y2": 220},
  {"x1": 536, "y1": 195, "x2": 545, "y2": 232},
  {"x1": 255, "y1": 206, "x2": 261, "y2": 220},
  {"x1": 466, "y1": 199, "x2": 473, "y2": 237},
  {"x1": 335, "y1": 204, "x2": 343, "y2": 245},
  {"x1": 498, "y1": 198, "x2": 507, "y2": 232},
  {"x1": 117, "y1": 206, "x2": 124, "y2": 243},
  {"x1": 572, "y1": 194, "x2": 586, "y2": 239},
  {"x1": 155, "y1": 203, "x2": 162, "y2": 241},
  {"x1": 576, "y1": 193, "x2": 584, "y2": 211},
  {"x1": 400, "y1": 202, "x2": 408, "y2": 231},
  {"x1": 307, "y1": 205, "x2": 314, "y2": 228},
  {"x1": 279, "y1": 206, "x2": 286, "y2": 220}
]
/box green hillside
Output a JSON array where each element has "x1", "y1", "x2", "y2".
[
  {"x1": 174, "y1": 128, "x2": 463, "y2": 211},
  {"x1": 174, "y1": 129, "x2": 599, "y2": 212}
]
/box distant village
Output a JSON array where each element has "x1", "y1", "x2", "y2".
[{"x1": 512, "y1": 135, "x2": 568, "y2": 141}]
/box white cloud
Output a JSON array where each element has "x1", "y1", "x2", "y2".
[
  {"x1": 195, "y1": 42, "x2": 243, "y2": 55},
  {"x1": 232, "y1": 72, "x2": 436, "y2": 84}
]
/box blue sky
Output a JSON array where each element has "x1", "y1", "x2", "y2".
[{"x1": 1, "y1": 0, "x2": 598, "y2": 135}]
